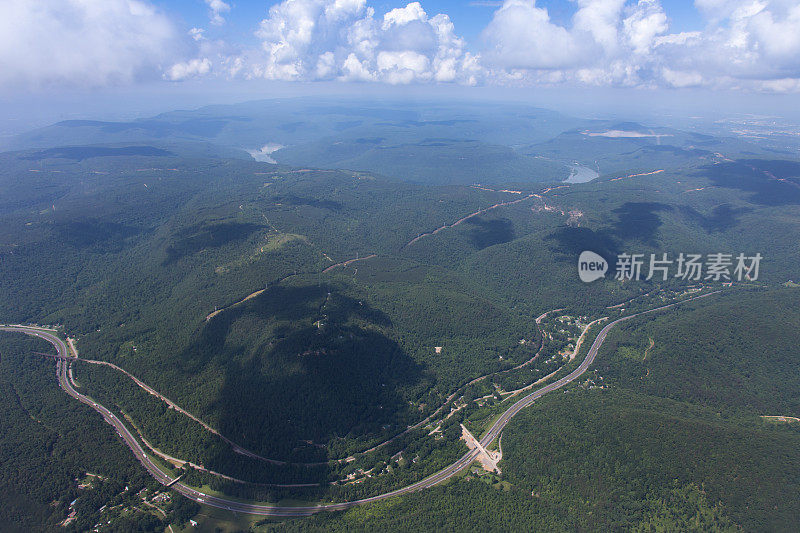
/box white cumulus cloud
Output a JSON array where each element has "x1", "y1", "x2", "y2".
[
  {"x1": 248, "y1": 0, "x2": 478, "y2": 84},
  {"x1": 190, "y1": 27, "x2": 206, "y2": 41},
  {"x1": 481, "y1": 0, "x2": 582, "y2": 70},
  {"x1": 0, "y1": 0, "x2": 183, "y2": 90},
  {"x1": 481, "y1": 0, "x2": 669, "y2": 86},
  {"x1": 670, "y1": 0, "x2": 800, "y2": 84},
  {"x1": 164, "y1": 58, "x2": 213, "y2": 81},
  {"x1": 205, "y1": 0, "x2": 231, "y2": 26},
  {"x1": 8, "y1": 0, "x2": 800, "y2": 93},
  {"x1": 480, "y1": 0, "x2": 800, "y2": 91}
]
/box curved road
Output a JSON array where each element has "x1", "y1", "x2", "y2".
[{"x1": 0, "y1": 291, "x2": 718, "y2": 517}]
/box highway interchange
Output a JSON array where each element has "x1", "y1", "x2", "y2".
[{"x1": 0, "y1": 291, "x2": 718, "y2": 517}]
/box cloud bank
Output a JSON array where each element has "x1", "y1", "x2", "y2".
[
  {"x1": 481, "y1": 0, "x2": 800, "y2": 91},
  {"x1": 4, "y1": 0, "x2": 800, "y2": 92},
  {"x1": 0, "y1": 0, "x2": 181, "y2": 89},
  {"x1": 205, "y1": 0, "x2": 231, "y2": 26},
  {"x1": 249, "y1": 0, "x2": 480, "y2": 84}
]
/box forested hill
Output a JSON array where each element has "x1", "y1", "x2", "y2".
[
  {"x1": 1, "y1": 116, "x2": 799, "y2": 528},
  {"x1": 2, "y1": 140, "x2": 799, "y2": 465},
  {"x1": 273, "y1": 288, "x2": 800, "y2": 531}
]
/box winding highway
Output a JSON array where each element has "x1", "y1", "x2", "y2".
[{"x1": 0, "y1": 290, "x2": 718, "y2": 517}]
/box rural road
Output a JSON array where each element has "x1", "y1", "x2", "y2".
[{"x1": 0, "y1": 291, "x2": 718, "y2": 517}]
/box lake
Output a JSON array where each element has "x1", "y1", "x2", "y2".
[{"x1": 565, "y1": 164, "x2": 599, "y2": 184}]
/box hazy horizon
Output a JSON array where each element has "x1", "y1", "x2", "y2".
[
  {"x1": 4, "y1": 0, "x2": 800, "y2": 140},
  {"x1": 5, "y1": 81, "x2": 800, "y2": 143}
]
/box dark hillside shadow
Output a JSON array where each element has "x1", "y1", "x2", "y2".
[
  {"x1": 545, "y1": 226, "x2": 620, "y2": 266},
  {"x1": 22, "y1": 146, "x2": 174, "y2": 160},
  {"x1": 52, "y1": 217, "x2": 144, "y2": 251},
  {"x1": 278, "y1": 121, "x2": 305, "y2": 133},
  {"x1": 633, "y1": 145, "x2": 711, "y2": 157},
  {"x1": 612, "y1": 202, "x2": 672, "y2": 244},
  {"x1": 163, "y1": 221, "x2": 262, "y2": 265},
  {"x1": 333, "y1": 120, "x2": 363, "y2": 130},
  {"x1": 181, "y1": 285, "x2": 328, "y2": 372},
  {"x1": 374, "y1": 119, "x2": 476, "y2": 127},
  {"x1": 54, "y1": 117, "x2": 247, "y2": 137},
  {"x1": 739, "y1": 159, "x2": 800, "y2": 179},
  {"x1": 273, "y1": 195, "x2": 343, "y2": 211},
  {"x1": 679, "y1": 204, "x2": 751, "y2": 232},
  {"x1": 177, "y1": 285, "x2": 419, "y2": 466},
  {"x1": 545, "y1": 203, "x2": 669, "y2": 266},
  {"x1": 695, "y1": 160, "x2": 800, "y2": 206},
  {"x1": 465, "y1": 217, "x2": 514, "y2": 249}
]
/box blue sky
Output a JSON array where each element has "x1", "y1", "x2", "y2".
[
  {"x1": 4, "y1": 0, "x2": 799, "y2": 91},
  {"x1": 2, "y1": 0, "x2": 800, "y2": 133},
  {"x1": 152, "y1": 0, "x2": 707, "y2": 52}
]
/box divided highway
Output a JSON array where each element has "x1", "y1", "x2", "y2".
[{"x1": 0, "y1": 291, "x2": 718, "y2": 517}]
